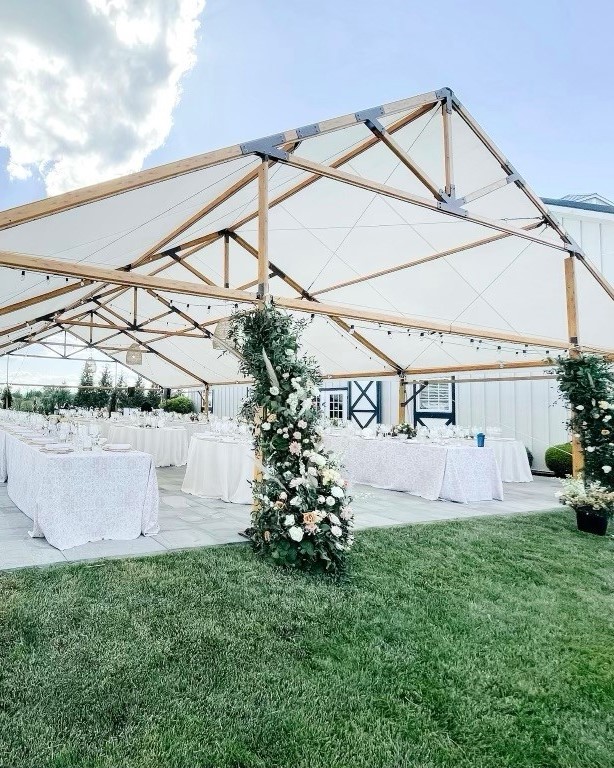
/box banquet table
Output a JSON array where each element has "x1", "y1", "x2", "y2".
[
  {"x1": 0, "y1": 428, "x2": 159, "y2": 550},
  {"x1": 107, "y1": 424, "x2": 188, "y2": 467},
  {"x1": 324, "y1": 434, "x2": 504, "y2": 503},
  {"x1": 182, "y1": 435, "x2": 253, "y2": 504},
  {"x1": 484, "y1": 438, "x2": 533, "y2": 482}
]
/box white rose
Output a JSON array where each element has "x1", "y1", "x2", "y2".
[
  {"x1": 318, "y1": 495, "x2": 325, "y2": 503},
  {"x1": 298, "y1": 420, "x2": 307, "y2": 429},
  {"x1": 326, "y1": 496, "x2": 335, "y2": 506},
  {"x1": 598, "y1": 401, "x2": 610, "y2": 409},
  {"x1": 279, "y1": 491, "x2": 287, "y2": 500},
  {"x1": 328, "y1": 513, "x2": 340, "y2": 526},
  {"x1": 293, "y1": 431, "x2": 301, "y2": 439},
  {"x1": 283, "y1": 514, "x2": 295, "y2": 527},
  {"x1": 282, "y1": 373, "x2": 289, "y2": 379},
  {"x1": 307, "y1": 466, "x2": 318, "y2": 476},
  {"x1": 269, "y1": 386, "x2": 280, "y2": 396},
  {"x1": 331, "y1": 486, "x2": 344, "y2": 499},
  {"x1": 575, "y1": 405, "x2": 584, "y2": 411},
  {"x1": 288, "y1": 526, "x2": 303, "y2": 542},
  {"x1": 603, "y1": 465, "x2": 612, "y2": 473},
  {"x1": 261, "y1": 422, "x2": 271, "y2": 431},
  {"x1": 330, "y1": 525, "x2": 342, "y2": 537},
  {"x1": 289, "y1": 496, "x2": 301, "y2": 505},
  {"x1": 604, "y1": 415, "x2": 612, "y2": 422},
  {"x1": 285, "y1": 349, "x2": 295, "y2": 357},
  {"x1": 586, "y1": 446, "x2": 596, "y2": 452}
]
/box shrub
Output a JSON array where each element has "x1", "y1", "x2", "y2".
[
  {"x1": 163, "y1": 395, "x2": 194, "y2": 414},
  {"x1": 545, "y1": 443, "x2": 572, "y2": 478}
]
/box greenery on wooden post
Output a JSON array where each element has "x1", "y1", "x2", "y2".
[
  {"x1": 556, "y1": 354, "x2": 614, "y2": 488},
  {"x1": 228, "y1": 303, "x2": 354, "y2": 573}
]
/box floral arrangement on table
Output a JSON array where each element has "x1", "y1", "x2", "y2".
[
  {"x1": 228, "y1": 303, "x2": 354, "y2": 573},
  {"x1": 555, "y1": 354, "x2": 614, "y2": 489},
  {"x1": 391, "y1": 422, "x2": 417, "y2": 439},
  {"x1": 556, "y1": 477, "x2": 614, "y2": 517}
]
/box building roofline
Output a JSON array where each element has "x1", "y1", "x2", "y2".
[{"x1": 542, "y1": 197, "x2": 614, "y2": 215}]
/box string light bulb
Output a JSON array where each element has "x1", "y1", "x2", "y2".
[{"x1": 20, "y1": 270, "x2": 25, "y2": 281}]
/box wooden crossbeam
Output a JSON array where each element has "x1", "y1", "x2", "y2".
[
  {"x1": 281, "y1": 154, "x2": 569, "y2": 252},
  {"x1": 230, "y1": 233, "x2": 403, "y2": 372},
  {"x1": 310, "y1": 225, "x2": 543, "y2": 297},
  {"x1": 1, "y1": 247, "x2": 603, "y2": 352}
]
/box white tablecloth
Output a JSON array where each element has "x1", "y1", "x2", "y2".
[
  {"x1": 324, "y1": 435, "x2": 503, "y2": 503},
  {"x1": 485, "y1": 438, "x2": 533, "y2": 482},
  {"x1": 182, "y1": 435, "x2": 253, "y2": 504},
  {"x1": 107, "y1": 425, "x2": 188, "y2": 467},
  {"x1": 2, "y1": 430, "x2": 159, "y2": 550}
]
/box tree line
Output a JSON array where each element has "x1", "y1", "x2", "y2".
[{"x1": 1, "y1": 361, "x2": 163, "y2": 414}]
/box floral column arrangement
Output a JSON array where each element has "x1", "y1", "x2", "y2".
[
  {"x1": 228, "y1": 303, "x2": 354, "y2": 572},
  {"x1": 556, "y1": 354, "x2": 614, "y2": 487}
]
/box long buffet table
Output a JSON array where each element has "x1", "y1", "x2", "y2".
[
  {"x1": 0, "y1": 426, "x2": 159, "y2": 550},
  {"x1": 323, "y1": 435, "x2": 504, "y2": 502}
]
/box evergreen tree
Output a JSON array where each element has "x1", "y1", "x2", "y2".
[
  {"x1": 95, "y1": 366, "x2": 113, "y2": 409},
  {"x1": 74, "y1": 360, "x2": 96, "y2": 408},
  {"x1": 145, "y1": 386, "x2": 162, "y2": 409},
  {"x1": 115, "y1": 373, "x2": 127, "y2": 411},
  {"x1": 1, "y1": 386, "x2": 11, "y2": 409},
  {"x1": 131, "y1": 375, "x2": 146, "y2": 409}
]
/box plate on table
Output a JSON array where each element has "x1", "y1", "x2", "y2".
[
  {"x1": 41, "y1": 444, "x2": 74, "y2": 453},
  {"x1": 103, "y1": 443, "x2": 132, "y2": 452},
  {"x1": 29, "y1": 438, "x2": 55, "y2": 445}
]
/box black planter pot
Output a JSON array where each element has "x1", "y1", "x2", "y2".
[{"x1": 575, "y1": 507, "x2": 609, "y2": 536}]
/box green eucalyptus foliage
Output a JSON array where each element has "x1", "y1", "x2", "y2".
[
  {"x1": 556, "y1": 354, "x2": 614, "y2": 489},
  {"x1": 228, "y1": 303, "x2": 354, "y2": 573}
]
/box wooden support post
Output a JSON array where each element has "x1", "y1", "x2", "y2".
[
  {"x1": 132, "y1": 288, "x2": 137, "y2": 326},
  {"x1": 442, "y1": 96, "x2": 454, "y2": 198},
  {"x1": 257, "y1": 159, "x2": 269, "y2": 299},
  {"x1": 203, "y1": 383, "x2": 210, "y2": 418},
  {"x1": 224, "y1": 233, "x2": 230, "y2": 288},
  {"x1": 565, "y1": 255, "x2": 584, "y2": 476},
  {"x1": 398, "y1": 376, "x2": 406, "y2": 424}
]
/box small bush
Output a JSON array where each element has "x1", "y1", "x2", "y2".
[
  {"x1": 163, "y1": 395, "x2": 194, "y2": 414},
  {"x1": 545, "y1": 443, "x2": 572, "y2": 477}
]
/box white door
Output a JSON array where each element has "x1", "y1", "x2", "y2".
[{"x1": 319, "y1": 390, "x2": 348, "y2": 422}]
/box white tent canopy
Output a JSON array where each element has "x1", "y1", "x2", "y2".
[{"x1": 0, "y1": 87, "x2": 612, "y2": 388}]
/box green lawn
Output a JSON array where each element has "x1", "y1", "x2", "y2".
[{"x1": 1, "y1": 511, "x2": 613, "y2": 768}]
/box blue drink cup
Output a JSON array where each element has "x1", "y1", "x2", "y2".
[{"x1": 476, "y1": 432, "x2": 485, "y2": 447}]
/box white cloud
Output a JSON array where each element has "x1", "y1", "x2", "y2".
[{"x1": 0, "y1": 0, "x2": 205, "y2": 195}]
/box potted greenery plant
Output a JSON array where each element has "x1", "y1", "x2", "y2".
[{"x1": 557, "y1": 477, "x2": 614, "y2": 536}]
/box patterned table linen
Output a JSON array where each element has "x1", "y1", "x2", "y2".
[
  {"x1": 3, "y1": 430, "x2": 159, "y2": 550},
  {"x1": 324, "y1": 435, "x2": 503, "y2": 502}
]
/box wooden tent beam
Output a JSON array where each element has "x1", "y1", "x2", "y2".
[
  {"x1": 0, "y1": 92, "x2": 438, "y2": 231},
  {"x1": 310, "y1": 225, "x2": 542, "y2": 297},
  {"x1": 565, "y1": 255, "x2": 584, "y2": 476},
  {"x1": 4, "y1": 247, "x2": 613, "y2": 354},
  {"x1": 257, "y1": 159, "x2": 270, "y2": 299},
  {"x1": 281, "y1": 154, "x2": 568, "y2": 252},
  {"x1": 230, "y1": 232, "x2": 403, "y2": 372}
]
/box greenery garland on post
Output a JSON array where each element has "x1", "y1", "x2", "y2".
[
  {"x1": 228, "y1": 303, "x2": 354, "y2": 572},
  {"x1": 555, "y1": 353, "x2": 614, "y2": 488}
]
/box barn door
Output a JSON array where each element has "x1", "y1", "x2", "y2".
[{"x1": 348, "y1": 380, "x2": 381, "y2": 428}]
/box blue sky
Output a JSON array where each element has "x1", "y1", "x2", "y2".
[
  {"x1": 1, "y1": 0, "x2": 613, "y2": 388},
  {"x1": 1, "y1": 0, "x2": 613, "y2": 210}
]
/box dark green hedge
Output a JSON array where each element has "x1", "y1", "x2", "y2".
[{"x1": 545, "y1": 443, "x2": 572, "y2": 478}]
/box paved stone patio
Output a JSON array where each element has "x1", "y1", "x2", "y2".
[{"x1": 0, "y1": 467, "x2": 561, "y2": 570}]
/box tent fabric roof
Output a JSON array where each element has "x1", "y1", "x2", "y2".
[{"x1": 0, "y1": 87, "x2": 613, "y2": 387}]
